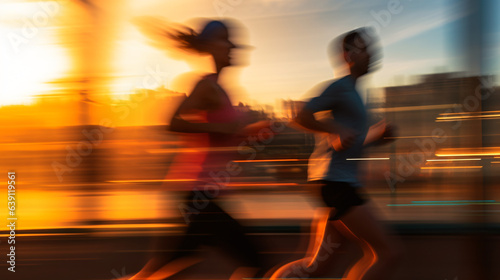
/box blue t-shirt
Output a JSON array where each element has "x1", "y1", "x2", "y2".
[{"x1": 304, "y1": 75, "x2": 368, "y2": 185}]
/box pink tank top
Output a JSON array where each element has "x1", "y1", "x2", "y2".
[
  {"x1": 200, "y1": 74, "x2": 242, "y2": 183},
  {"x1": 162, "y1": 74, "x2": 242, "y2": 190}
]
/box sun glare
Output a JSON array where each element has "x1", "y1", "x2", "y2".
[{"x1": 0, "y1": 1, "x2": 69, "y2": 106}]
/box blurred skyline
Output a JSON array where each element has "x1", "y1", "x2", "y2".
[{"x1": 1, "y1": 0, "x2": 498, "y2": 110}]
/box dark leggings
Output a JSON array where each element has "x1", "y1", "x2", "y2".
[{"x1": 158, "y1": 190, "x2": 262, "y2": 270}]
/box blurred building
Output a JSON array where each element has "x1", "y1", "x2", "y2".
[
  {"x1": 382, "y1": 73, "x2": 492, "y2": 152},
  {"x1": 364, "y1": 73, "x2": 500, "y2": 195},
  {"x1": 281, "y1": 99, "x2": 306, "y2": 120}
]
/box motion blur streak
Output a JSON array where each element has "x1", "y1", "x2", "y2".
[{"x1": 0, "y1": 0, "x2": 499, "y2": 279}]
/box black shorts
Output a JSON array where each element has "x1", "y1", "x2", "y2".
[{"x1": 314, "y1": 180, "x2": 367, "y2": 220}]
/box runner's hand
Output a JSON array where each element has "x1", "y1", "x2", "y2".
[{"x1": 331, "y1": 126, "x2": 357, "y2": 151}]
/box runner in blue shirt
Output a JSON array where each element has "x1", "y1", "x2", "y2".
[{"x1": 269, "y1": 28, "x2": 402, "y2": 280}]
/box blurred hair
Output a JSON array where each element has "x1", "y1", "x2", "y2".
[
  {"x1": 133, "y1": 17, "x2": 251, "y2": 74},
  {"x1": 342, "y1": 27, "x2": 372, "y2": 53},
  {"x1": 328, "y1": 27, "x2": 381, "y2": 75},
  {"x1": 133, "y1": 17, "x2": 229, "y2": 55},
  {"x1": 170, "y1": 20, "x2": 228, "y2": 53},
  {"x1": 168, "y1": 26, "x2": 204, "y2": 53}
]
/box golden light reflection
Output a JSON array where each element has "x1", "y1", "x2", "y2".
[
  {"x1": 436, "y1": 147, "x2": 500, "y2": 157},
  {"x1": 0, "y1": 191, "x2": 78, "y2": 230},
  {"x1": 439, "y1": 110, "x2": 500, "y2": 115},
  {"x1": 426, "y1": 158, "x2": 482, "y2": 162},
  {"x1": 436, "y1": 114, "x2": 500, "y2": 121},
  {"x1": 108, "y1": 179, "x2": 197, "y2": 183},
  {"x1": 421, "y1": 166, "x2": 483, "y2": 170},
  {"x1": 232, "y1": 159, "x2": 303, "y2": 163},
  {"x1": 437, "y1": 110, "x2": 500, "y2": 121},
  {"x1": 370, "y1": 104, "x2": 458, "y2": 113},
  {"x1": 346, "y1": 157, "x2": 390, "y2": 161},
  {"x1": 105, "y1": 191, "x2": 163, "y2": 221}
]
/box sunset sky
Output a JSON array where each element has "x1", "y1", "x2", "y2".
[{"x1": 0, "y1": 0, "x2": 497, "y2": 107}]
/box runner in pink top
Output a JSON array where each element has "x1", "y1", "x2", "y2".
[{"x1": 124, "y1": 20, "x2": 269, "y2": 280}]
